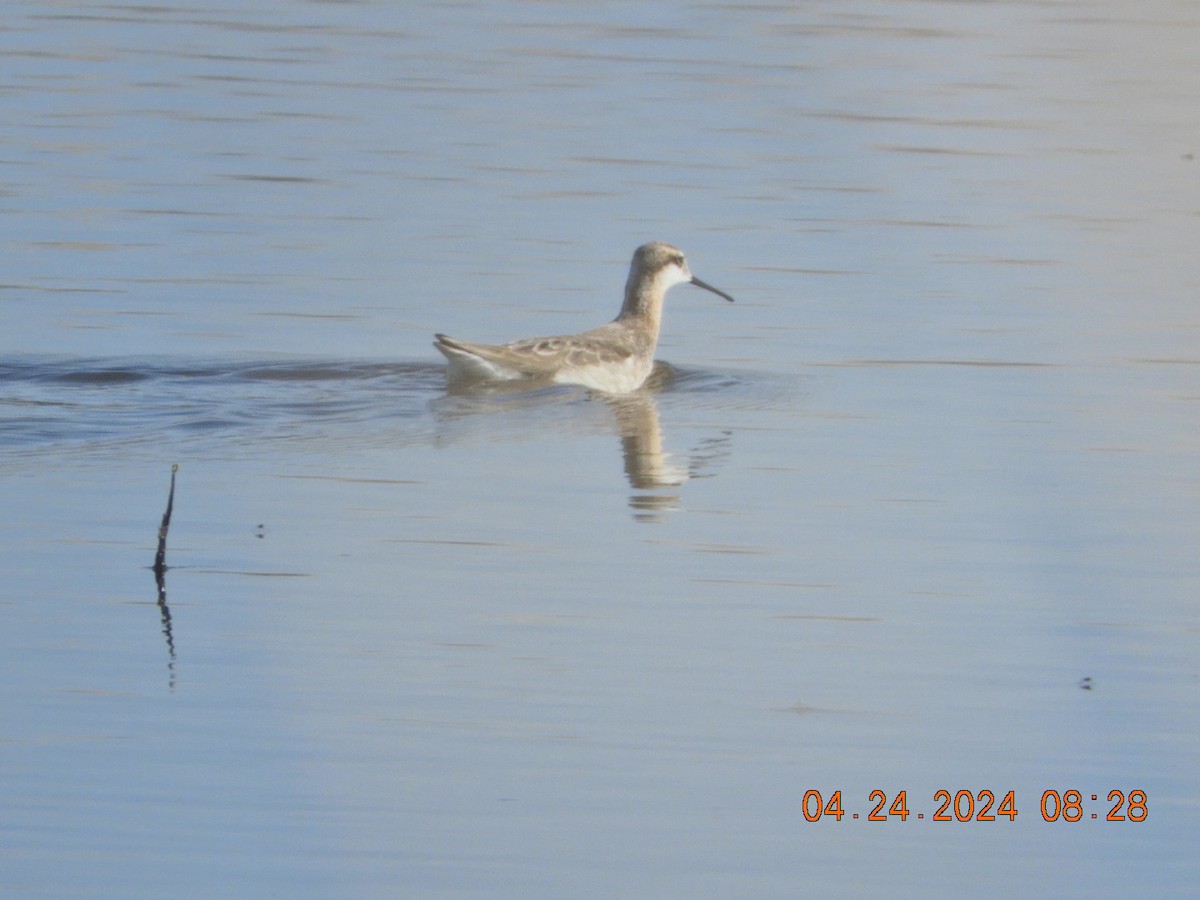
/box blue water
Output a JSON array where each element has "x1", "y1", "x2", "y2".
[{"x1": 3, "y1": 1, "x2": 1198, "y2": 897}]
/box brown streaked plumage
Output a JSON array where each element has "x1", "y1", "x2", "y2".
[{"x1": 434, "y1": 242, "x2": 734, "y2": 393}]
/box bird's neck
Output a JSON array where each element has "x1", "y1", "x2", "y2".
[{"x1": 616, "y1": 279, "x2": 665, "y2": 343}]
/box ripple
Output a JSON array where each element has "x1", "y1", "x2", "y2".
[
  {"x1": 0, "y1": 355, "x2": 802, "y2": 468},
  {"x1": 0, "y1": 357, "x2": 444, "y2": 465},
  {"x1": 658, "y1": 363, "x2": 806, "y2": 413}
]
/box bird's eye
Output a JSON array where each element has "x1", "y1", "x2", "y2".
[{"x1": 672, "y1": 254, "x2": 685, "y2": 267}]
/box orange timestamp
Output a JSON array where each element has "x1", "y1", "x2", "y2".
[{"x1": 802, "y1": 789, "x2": 1148, "y2": 822}]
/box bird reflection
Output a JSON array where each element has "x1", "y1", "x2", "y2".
[
  {"x1": 605, "y1": 391, "x2": 686, "y2": 521},
  {"x1": 604, "y1": 381, "x2": 731, "y2": 523},
  {"x1": 434, "y1": 364, "x2": 732, "y2": 522}
]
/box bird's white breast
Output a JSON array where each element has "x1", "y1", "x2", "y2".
[{"x1": 552, "y1": 354, "x2": 652, "y2": 393}]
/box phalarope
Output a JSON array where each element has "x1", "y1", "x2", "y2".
[{"x1": 434, "y1": 241, "x2": 735, "y2": 394}]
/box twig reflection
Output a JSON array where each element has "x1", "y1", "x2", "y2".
[
  {"x1": 152, "y1": 464, "x2": 179, "y2": 691},
  {"x1": 154, "y1": 561, "x2": 177, "y2": 691}
]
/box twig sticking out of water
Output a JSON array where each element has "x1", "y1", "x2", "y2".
[{"x1": 153, "y1": 464, "x2": 179, "y2": 576}]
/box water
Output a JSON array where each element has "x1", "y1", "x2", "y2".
[{"x1": 2, "y1": 1, "x2": 1198, "y2": 897}]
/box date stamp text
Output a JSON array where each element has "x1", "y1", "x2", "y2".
[{"x1": 802, "y1": 789, "x2": 1148, "y2": 823}]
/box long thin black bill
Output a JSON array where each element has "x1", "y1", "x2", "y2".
[{"x1": 690, "y1": 276, "x2": 736, "y2": 303}]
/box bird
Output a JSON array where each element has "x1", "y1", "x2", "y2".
[{"x1": 433, "y1": 241, "x2": 735, "y2": 394}]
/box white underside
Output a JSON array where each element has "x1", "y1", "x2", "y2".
[
  {"x1": 442, "y1": 346, "x2": 651, "y2": 393},
  {"x1": 550, "y1": 356, "x2": 652, "y2": 393}
]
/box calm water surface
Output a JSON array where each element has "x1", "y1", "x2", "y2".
[{"x1": 2, "y1": 1, "x2": 1198, "y2": 897}]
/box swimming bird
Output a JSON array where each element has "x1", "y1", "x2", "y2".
[{"x1": 434, "y1": 242, "x2": 735, "y2": 394}]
